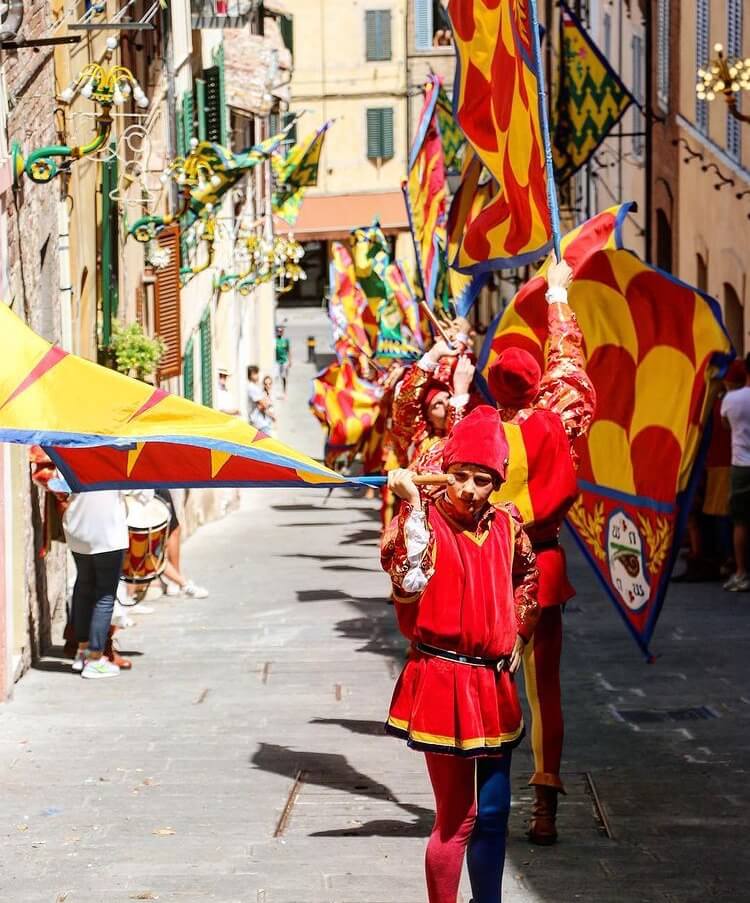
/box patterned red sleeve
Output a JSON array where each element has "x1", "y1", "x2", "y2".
[
  {"x1": 389, "y1": 365, "x2": 430, "y2": 466},
  {"x1": 536, "y1": 301, "x2": 596, "y2": 442},
  {"x1": 506, "y1": 505, "x2": 540, "y2": 642}
]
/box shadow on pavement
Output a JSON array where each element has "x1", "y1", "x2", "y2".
[
  {"x1": 250, "y1": 741, "x2": 432, "y2": 838},
  {"x1": 310, "y1": 717, "x2": 385, "y2": 736}
]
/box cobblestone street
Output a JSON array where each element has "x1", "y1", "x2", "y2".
[{"x1": 0, "y1": 310, "x2": 747, "y2": 903}]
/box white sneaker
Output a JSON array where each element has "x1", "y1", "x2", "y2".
[
  {"x1": 71, "y1": 651, "x2": 87, "y2": 673},
  {"x1": 81, "y1": 657, "x2": 120, "y2": 679},
  {"x1": 113, "y1": 612, "x2": 136, "y2": 629},
  {"x1": 165, "y1": 581, "x2": 181, "y2": 597},
  {"x1": 183, "y1": 580, "x2": 208, "y2": 599}
]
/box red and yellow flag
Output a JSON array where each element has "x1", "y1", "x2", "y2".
[
  {"x1": 479, "y1": 205, "x2": 733, "y2": 656},
  {"x1": 329, "y1": 241, "x2": 377, "y2": 361},
  {"x1": 310, "y1": 359, "x2": 384, "y2": 469},
  {"x1": 0, "y1": 304, "x2": 374, "y2": 491},
  {"x1": 448, "y1": 0, "x2": 552, "y2": 272},
  {"x1": 404, "y1": 74, "x2": 448, "y2": 304}
]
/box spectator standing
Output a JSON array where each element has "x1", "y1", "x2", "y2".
[
  {"x1": 247, "y1": 365, "x2": 274, "y2": 432},
  {"x1": 262, "y1": 375, "x2": 277, "y2": 436},
  {"x1": 216, "y1": 368, "x2": 240, "y2": 415},
  {"x1": 155, "y1": 488, "x2": 209, "y2": 599},
  {"x1": 63, "y1": 491, "x2": 129, "y2": 678},
  {"x1": 274, "y1": 325, "x2": 291, "y2": 397},
  {"x1": 720, "y1": 352, "x2": 750, "y2": 591}
]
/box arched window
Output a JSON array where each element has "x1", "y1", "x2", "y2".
[
  {"x1": 723, "y1": 282, "x2": 744, "y2": 355},
  {"x1": 696, "y1": 253, "x2": 708, "y2": 293},
  {"x1": 656, "y1": 209, "x2": 672, "y2": 273}
]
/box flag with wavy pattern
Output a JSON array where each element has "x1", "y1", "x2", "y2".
[
  {"x1": 448, "y1": 0, "x2": 553, "y2": 273},
  {"x1": 479, "y1": 205, "x2": 733, "y2": 656},
  {"x1": 404, "y1": 74, "x2": 448, "y2": 305},
  {"x1": 310, "y1": 359, "x2": 384, "y2": 469},
  {"x1": 0, "y1": 304, "x2": 378, "y2": 491},
  {"x1": 553, "y1": 2, "x2": 634, "y2": 183},
  {"x1": 272, "y1": 121, "x2": 332, "y2": 225}
]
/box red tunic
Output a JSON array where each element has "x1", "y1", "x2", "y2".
[{"x1": 382, "y1": 500, "x2": 539, "y2": 757}]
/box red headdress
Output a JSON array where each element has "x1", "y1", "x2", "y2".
[
  {"x1": 487, "y1": 348, "x2": 542, "y2": 409},
  {"x1": 443, "y1": 405, "x2": 509, "y2": 481}
]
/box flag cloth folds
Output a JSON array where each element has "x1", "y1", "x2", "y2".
[
  {"x1": 272, "y1": 121, "x2": 332, "y2": 225},
  {"x1": 0, "y1": 304, "x2": 379, "y2": 490},
  {"x1": 329, "y1": 241, "x2": 376, "y2": 362},
  {"x1": 553, "y1": 2, "x2": 634, "y2": 184},
  {"x1": 448, "y1": 0, "x2": 553, "y2": 273},
  {"x1": 404, "y1": 74, "x2": 448, "y2": 306},
  {"x1": 479, "y1": 205, "x2": 733, "y2": 656},
  {"x1": 436, "y1": 83, "x2": 466, "y2": 173},
  {"x1": 310, "y1": 359, "x2": 384, "y2": 469}
]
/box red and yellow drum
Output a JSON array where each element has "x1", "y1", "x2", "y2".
[{"x1": 121, "y1": 497, "x2": 170, "y2": 585}]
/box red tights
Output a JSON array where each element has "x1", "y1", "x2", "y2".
[{"x1": 424, "y1": 751, "x2": 511, "y2": 903}]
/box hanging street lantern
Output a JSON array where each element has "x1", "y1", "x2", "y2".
[{"x1": 697, "y1": 42, "x2": 750, "y2": 124}]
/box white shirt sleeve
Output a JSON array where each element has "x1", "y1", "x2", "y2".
[{"x1": 402, "y1": 508, "x2": 431, "y2": 594}]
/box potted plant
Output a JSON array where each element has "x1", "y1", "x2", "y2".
[{"x1": 109, "y1": 320, "x2": 166, "y2": 381}]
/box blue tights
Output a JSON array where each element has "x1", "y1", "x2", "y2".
[{"x1": 424, "y1": 751, "x2": 512, "y2": 903}]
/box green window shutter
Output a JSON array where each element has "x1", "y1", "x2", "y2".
[
  {"x1": 414, "y1": 0, "x2": 433, "y2": 51},
  {"x1": 182, "y1": 90, "x2": 195, "y2": 150},
  {"x1": 280, "y1": 15, "x2": 294, "y2": 54},
  {"x1": 183, "y1": 336, "x2": 194, "y2": 401},
  {"x1": 195, "y1": 78, "x2": 207, "y2": 142},
  {"x1": 199, "y1": 308, "x2": 213, "y2": 407},
  {"x1": 204, "y1": 63, "x2": 228, "y2": 146},
  {"x1": 366, "y1": 107, "x2": 394, "y2": 159},
  {"x1": 101, "y1": 142, "x2": 119, "y2": 347},
  {"x1": 366, "y1": 10, "x2": 391, "y2": 61},
  {"x1": 176, "y1": 99, "x2": 185, "y2": 158}
]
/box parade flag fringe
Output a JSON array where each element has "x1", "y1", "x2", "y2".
[
  {"x1": 448, "y1": 0, "x2": 554, "y2": 273},
  {"x1": 553, "y1": 2, "x2": 635, "y2": 183},
  {"x1": 0, "y1": 304, "x2": 383, "y2": 490},
  {"x1": 478, "y1": 205, "x2": 734, "y2": 657}
]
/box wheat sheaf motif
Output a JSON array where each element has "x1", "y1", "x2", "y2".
[
  {"x1": 637, "y1": 514, "x2": 670, "y2": 573},
  {"x1": 567, "y1": 498, "x2": 606, "y2": 561}
]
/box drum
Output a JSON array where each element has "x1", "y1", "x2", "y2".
[{"x1": 121, "y1": 496, "x2": 170, "y2": 586}]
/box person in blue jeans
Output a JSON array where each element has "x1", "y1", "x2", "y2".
[{"x1": 62, "y1": 490, "x2": 130, "y2": 679}]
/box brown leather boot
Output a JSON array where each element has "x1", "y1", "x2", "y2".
[{"x1": 528, "y1": 786, "x2": 558, "y2": 845}]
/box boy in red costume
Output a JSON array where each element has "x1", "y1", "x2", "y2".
[
  {"x1": 487, "y1": 257, "x2": 596, "y2": 844},
  {"x1": 383, "y1": 406, "x2": 539, "y2": 903}
]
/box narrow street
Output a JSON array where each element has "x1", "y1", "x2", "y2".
[{"x1": 0, "y1": 309, "x2": 747, "y2": 903}]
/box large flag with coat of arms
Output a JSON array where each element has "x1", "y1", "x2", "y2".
[{"x1": 478, "y1": 205, "x2": 733, "y2": 657}]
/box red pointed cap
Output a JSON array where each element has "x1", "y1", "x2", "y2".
[
  {"x1": 443, "y1": 405, "x2": 509, "y2": 480},
  {"x1": 488, "y1": 348, "x2": 541, "y2": 408}
]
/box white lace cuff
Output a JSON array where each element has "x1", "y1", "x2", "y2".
[
  {"x1": 545, "y1": 286, "x2": 568, "y2": 305},
  {"x1": 418, "y1": 354, "x2": 439, "y2": 373}
]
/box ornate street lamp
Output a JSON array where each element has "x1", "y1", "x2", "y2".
[
  {"x1": 697, "y1": 42, "x2": 750, "y2": 123},
  {"x1": 12, "y1": 57, "x2": 148, "y2": 185}
]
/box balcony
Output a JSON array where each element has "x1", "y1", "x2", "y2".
[{"x1": 191, "y1": 0, "x2": 256, "y2": 29}]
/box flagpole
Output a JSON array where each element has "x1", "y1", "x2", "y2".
[{"x1": 529, "y1": 0, "x2": 562, "y2": 260}]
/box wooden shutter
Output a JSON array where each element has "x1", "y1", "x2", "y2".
[
  {"x1": 280, "y1": 15, "x2": 294, "y2": 53},
  {"x1": 204, "y1": 65, "x2": 224, "y2": 145},
  {"x1": 366, "y1": 10, "x2": 391, "y2": 61},
  {"x1": 100, "y1": 144, "x2": 119, "y2": 347},
  {"x1": 135, "y1": 285, "x2": 144, "y2": 326},
  {"x1": 182, "y1": 90, "x2": 195, "y2": 149},
  {"x1": 381, "y1": 107, "x2": 394, "y2": 159},
  {"x1": 183, "y1": 336, "x2": 194, "y2": 401},
  {"x1": 695, "y1": 0, "x2": 709, "y2": 132},
  {"x1": 414, "y1": 0, "x2": 433, "y2": 51},
  {"x1": 727, "y1": 0, "x2": 743, "y2": 158},
  {"x1": 155, "y1": 223, "x2": 182, "y2": 380},
  {"x1": 366, "y1": 107, "x2": 382, "y2": 159},
  {"x1": 199, "y1": 308, "x2": 213, "y2": 407},
  {"x1": 176, "y1": 98, "x2": 185, "y2": 158},
  {"x1": 195, "y1": 78, "x2": 207, "y2": 142}
]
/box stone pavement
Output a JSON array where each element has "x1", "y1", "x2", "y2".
[{"x1": 0, "y1": 307, "x2": 748, "y2": 903}]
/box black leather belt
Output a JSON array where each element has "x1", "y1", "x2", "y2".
[
  {"x1": 532, "y1": 537, "x2": 561, "y2": 552},
  {"x1": 416, "y1": 641, "x2": 510, "y2": 672}
]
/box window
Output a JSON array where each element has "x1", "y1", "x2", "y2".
[
  {"x1": 414, "y1": 0, "x2": 452, "y2": 51},
  {"x1": 656, "y1": 209, "x2": 672, "y2": 273},
  {"x1": 603, "y1": 13, "x2": 611, "y2": 61},
  {"x1": 696, "y1": 0, "x2": 710, "y2": 132},
  {"x1": 269, "y1": 111, "x2": 298, "y2": 152},
  {"x1": 199, "y1": 308, "x2": 213, "y2": 407},
  {"x1": 100, "y1": 144, "x2": 119, "y2": 347},
  {"x1": 183, "y1": 337, "x2": 195, "y2": 401},
  {"x1": 204, "y1": 43, "x2": 228, "y2": 147},
  {"x1": 279, "y1": 14, "x2": 293, "y2": 54},
  {"x1": 657, "y1": 0, "x2": 670, "y2": 110},
  {"x1": 724, "y1": 283, "x2": 744, "y2": 354},
  {"x1": 696, "y1": 253, "x2": 708, "y2": 293},
  {"x1": 365, "y1": 10, "x2": 392, "y2": 61},
  {"x1": 727, "y1": 0, "x2": 743, "y2": 160},
  {"x1": 154, "y1": 224, "x2": 182, "y2": 380},
  {"x1": 366, "y1": 107, "x2": 394, "y2": 160},
  {"x1": 632, "y1": 35, "x2": 644, "y2": 157}
]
